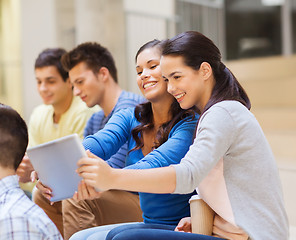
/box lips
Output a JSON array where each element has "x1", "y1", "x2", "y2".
[
  {"x1": 174, "y1": 92, "x2": 185, "y2": 102},
  {"x1": 143, "y1": 81, "x2": 157, "y2": 89},
  {"x1": 80, "y1": 95, "x2": 87, "y2": 102},
  {"x1": 41, "y1": 94, "x2": 53, "y2": 101}
]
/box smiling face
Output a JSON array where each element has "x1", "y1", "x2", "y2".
[
  {"x1": 69, "y1": 62, "x2": 105, "y2": 108},
  {"x1": 136, "y1": 47, "x2": 172, "y2": 103},
  {"x1": 35, "y1": 66, "x2": 73, "y2": 107},
  {"x1": 160, "y1": 55, "x2": 213, "y2": 111}
]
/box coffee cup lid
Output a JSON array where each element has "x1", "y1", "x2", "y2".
[{"x1": 189, "y1": 194, "x2": 201, "y2": 203}]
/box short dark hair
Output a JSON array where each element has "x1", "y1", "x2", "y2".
[
  {"x1": 0, "y1": 104, "x2": 28, "y2": 170},
  {"x1": 61, "y1": 42, "x2": 118, "y2": 83},
  {"x1": 35, "y1": 48, "x2": 69, "y2": 82}
]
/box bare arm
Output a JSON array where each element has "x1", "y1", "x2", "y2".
[{"x1": 77, "y1": 150, "x2": 176, "y2": 194}]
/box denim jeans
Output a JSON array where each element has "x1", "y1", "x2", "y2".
[
  {"x1": 69, "y1": 222, "x2": 139, "y2": 240},
  {"x1": 106, "y1": 223, "x2": 225, "y2": 240}
]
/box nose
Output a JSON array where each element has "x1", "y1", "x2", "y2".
[
  {"x1": 73, "y1": 86, "x2": 81, "y2": 96},
  {"x1": 167, "y1": 81, "x2": 175, "y2": 95},
  {"x1": 39, "y1": 82, "x2": 47, "y2": 92},
  {"x1": 140, "y1": 69, "x2": 150, "y2": 80}
]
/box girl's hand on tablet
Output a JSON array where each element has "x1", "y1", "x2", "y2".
[{"x1": 77, "y1": 150, "x2": 114, "y2": 191}]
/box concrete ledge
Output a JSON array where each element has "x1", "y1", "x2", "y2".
[
  {"x1": 251, "y1": 107, "x2": 296, "y2": 131},
  {"x1": 265, "y1": 131, "x2": 296, "y2": 159},
  {"x1": 226, "y1": 55, "x2": 296, "y2": 108},
  {"x1": 278, "y1": 161, "x2": 296, "y2": 226},
  {"x1": 289, "y1": 225, "x2": 296, "y2": 240}
]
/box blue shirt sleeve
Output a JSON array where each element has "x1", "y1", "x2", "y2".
[
  {"x1": 83, "y1": 91, "x2": 145, "y2": 168},
  {"x1": 125, "y1": 115, "x2": 198, "y2": 170},
  {"x1": 82, "y1": 108, "x2": 134, "y2": 161}
]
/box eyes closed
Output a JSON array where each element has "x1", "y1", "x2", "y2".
[
  {"x1": 37, "y1": 78, "x2": 57, "y2": 85},
  {"x1": 136, "y1": 62, "x2": 159, "y2": 76},
  {"x1": 163, "y1": 75, "x2": 181, "y2": 82}
]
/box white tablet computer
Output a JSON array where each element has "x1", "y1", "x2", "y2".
[{"x1": 27, "y1": 134, "x2": 86, "y2": 202}]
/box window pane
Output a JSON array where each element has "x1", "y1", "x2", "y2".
[
  {"x1": 175, "y1": 0, "x2": 225, "y2": 58},
  {"x1": 225, "y1": 0, "x2": 282, "y2": 60}
]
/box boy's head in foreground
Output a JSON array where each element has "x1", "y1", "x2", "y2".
[{"x1": 0, "y1": 103, "x2": 28, "y2": 172}]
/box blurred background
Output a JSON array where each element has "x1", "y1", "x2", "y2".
[{"x1": 0, "y1": 0, "x2": 296, "y2": 235}]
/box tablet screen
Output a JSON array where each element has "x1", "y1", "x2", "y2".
[{"x1": 27, "y1": 134, "x2": 86, "y2": 202}]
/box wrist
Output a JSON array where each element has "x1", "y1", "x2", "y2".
[{"x1": 109, "y1": 167, "x2": 120, "y2": 190}]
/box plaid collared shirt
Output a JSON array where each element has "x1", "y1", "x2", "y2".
[{"x1": 0, "y1": 175, "x2": 62, "y2": 240}]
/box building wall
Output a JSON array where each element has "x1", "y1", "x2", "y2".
[
  {"x1": 123, "y1": 0, "x2": 175, "y2": 94},
  {"x1": 0, "y1": 0, "x2": 22, "y2": 114},
  {"x1": 18, "y1": 0, "x2": 175, "y2": 120},
  {"x1": 20, "y1": 0, "x2": 77, "y2": 122},
  {"x1": 74, "y1": 0, "x2": 127, "y2": 90}
]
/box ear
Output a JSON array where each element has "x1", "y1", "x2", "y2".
[
  {"x1": 199, "y1": 62, "x2": 212, "y2": 80},
  {"x1": 98, "y1": 67, "x2": 110, "y2": 82}
]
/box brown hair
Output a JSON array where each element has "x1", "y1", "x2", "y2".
[{"x1": 61, "y1": 42, "x2": 118, "y2": 82}]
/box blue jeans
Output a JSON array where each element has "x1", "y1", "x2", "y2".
[
  {"x1": 69, "y1": 222, "x2": 139, "y2": 240},
  {"x1": 106, "y1": 223, "x2": 225, "y2": 240}
]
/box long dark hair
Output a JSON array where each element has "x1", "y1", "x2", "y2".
[
  {"x1": 162, "y1": 31, "x2": 251, "y2": 114},
  {"x1": 131, "y1": 39, "x2": 196, "y2": 152}
]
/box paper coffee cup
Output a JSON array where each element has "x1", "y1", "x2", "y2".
[{"x1": 189, "y1": 195, "x2": 214, "y2": 235}]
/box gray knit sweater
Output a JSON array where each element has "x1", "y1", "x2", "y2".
[{"x1": 173, "y1": 100, "x2": 289, "y2": 240}]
